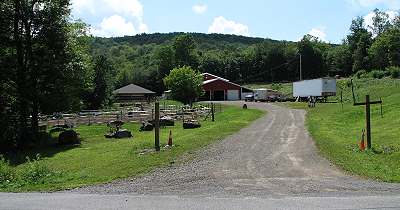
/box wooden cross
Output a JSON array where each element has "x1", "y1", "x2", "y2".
[{"x1": 353, "y1": 95, "x2": 382, "y2": 149}]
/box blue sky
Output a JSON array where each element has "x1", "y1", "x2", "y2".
[{"x1": 71, "y1": 0, "x2": 400, "y2": 43}]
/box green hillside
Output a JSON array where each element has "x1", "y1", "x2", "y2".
[{"x1": 88, "y1": 32, "x2": 336, "y2": 94}]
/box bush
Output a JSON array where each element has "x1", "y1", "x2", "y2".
[
  {"x1": 387, "y1": 66, "x2": 400, "y2": 78},
  {"x1": 354, "y1": 70, "x2": 367, "y2": 79},
  {"x1": 58, "y1": 130, "x2": 80, "y2": 145},
  {"x1": 0, "y1": 156, "x2": 15, "y2": 184},
  {"x1": 19, "y1": 155, "x2": 53, "y2": 184},
  {"x1": 36, "y1": 131, "x2": 56, "y2": 146},
  {"x1": 369, "y1": 70, "x2": 388, "y2": 79}
]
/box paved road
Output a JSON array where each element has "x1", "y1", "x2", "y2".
[
  {"x1": 2, "y1": 193, "x2": 400, "y2": 210},
  {"x1": 72, "y1": 102, "x2": 400, "y2": 197},
  {"x1": 2, "y1": 102, "x2": 400, "y2": 209}
]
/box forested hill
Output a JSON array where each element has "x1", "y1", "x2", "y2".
[
  {"x1": 89, "y1": 8, "x2": 400, "y2": 96},
  {"x1": 96, "y1": 32, "x2": 278, "y2": 49},
  {"x1": 89, "y1": 32, "x2": 309, "y2": 94}
]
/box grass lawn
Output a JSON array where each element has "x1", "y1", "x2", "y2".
[
  {"x1": 285, "y1": 78, "x2": 400, "y2": 182},
  {"x1": 0, "y1": 105, "x2": 264, "y2": 192}
]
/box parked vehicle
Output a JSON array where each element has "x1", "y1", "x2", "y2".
[
  {"x1": 244, "y1": 93, "x2": 254, "y2": 102},
  {"x1": 293, "y1": 78, "x2": 336, "y2": 100},
  {"x1": 254, "y1": 89, "x2": 283, "y2": 102},
  {"x1": 277, "y1": 95, "x2": 296, "y2": 102}
]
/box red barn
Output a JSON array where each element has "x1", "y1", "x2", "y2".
[{"x1": 202, "y1": 73, "x2": 242, "y2": 101}]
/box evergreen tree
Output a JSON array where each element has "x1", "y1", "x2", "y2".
[{"x1": 90, "y1": 55, "x2": 115, "y2": 109}]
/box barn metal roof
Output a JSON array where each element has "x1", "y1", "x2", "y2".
[
  {"x1": 113, "y1": 84, "x2": 155, "y2": 94},
  {"x1": 203, "y1": 78, "x2": 241, "y2": 87},
  {"x1": 202, "y1": 73, "x2": 229, "y2": 82}
]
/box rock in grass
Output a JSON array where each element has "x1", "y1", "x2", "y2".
[
  {"x1": 183, "y1": 121, "x2": 201, "y2": 129},
  {"x1": 140, "y1": 122, "x2": 154, "y2": 131},
  {"x1": 114, "y1": 130, "x2": 133, "y2": 139},
  {"x1": 58, "y1": 130, "x2": 80, "y2": 145}
]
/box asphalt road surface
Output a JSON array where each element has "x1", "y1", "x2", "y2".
[
  {"x1": 2, "y1": 193, "x2": 400, "y2": 210},
  {"x1": 2, "y1": 102, "x2": 400, "y2": 209}
]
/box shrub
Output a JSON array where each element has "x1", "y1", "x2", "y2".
[
  {"x1": 386, "y1": 66, "x2": 400, "y2": 78},
  {"x1": 58, "y1": 130, "x2": 80, "y2": 145},
  {"x1": 369, "y1": 70, "x2": 388, "y2": 79},
  {"x1": 0, "y1": 156, "x2": 15, "y2": 184},
  {"x1": 19, "y1": 155, "x2": 53, "y2": 184},
  {"x1": 36, "y1": 131, "x2": 55, "y2": 146},
  {"x1": 354, "y1": 70, "x2": 367, "y2": 79}
]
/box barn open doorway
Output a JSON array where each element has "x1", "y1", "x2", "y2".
[{"x1": 213, "y1": 90, "x2": 225, "y2": 101}]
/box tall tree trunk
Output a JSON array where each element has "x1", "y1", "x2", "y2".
[
  {"x1": 24, "y1": 1, "x2": 39, "y2": 141},
  {"x1": 14, "y1": 0, "x2": 30, "y2": 147}
]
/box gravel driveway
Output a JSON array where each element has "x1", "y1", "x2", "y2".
[{"x1": 72, "y1": 102, "x2": 400, "y2": 197}]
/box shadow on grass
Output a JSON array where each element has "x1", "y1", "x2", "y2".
[{"x1": 2, "y1": 133, "x2": 82, "y2": 166}]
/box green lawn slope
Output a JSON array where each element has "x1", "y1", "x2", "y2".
[
  {"x1": 0, "y1": 105, "x2": 264, "y2": 192},
  {"x1": 294, "y1": 78, "x2": 400, "y2": 182}
]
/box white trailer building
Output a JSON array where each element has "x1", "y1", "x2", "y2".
[{"x1": 293, "y1": 78, "x2": 336, "y2": 98}]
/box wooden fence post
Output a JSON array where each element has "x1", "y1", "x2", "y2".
[
  {"x1": 155, "y1": 102, "x2": 160, "y2": 151},
  {"x1": 365, "y1": 95, "x2": 371, "y2": 149}
]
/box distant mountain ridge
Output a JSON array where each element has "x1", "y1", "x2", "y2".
[{"x1": 105, "y1": 32, "x2": 280, "y2": 45}]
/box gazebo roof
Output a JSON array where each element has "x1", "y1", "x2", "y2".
[{"x1": 113, "y1": 84, "x2": 155, "y2": 95}]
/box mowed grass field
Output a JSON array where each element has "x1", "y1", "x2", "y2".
[
  {"x1": 0, "y1": 105, "x2": 264, "y2": 192},
  {"x1": 287, "y1": 78, "x2": 400, "y2": 182}
]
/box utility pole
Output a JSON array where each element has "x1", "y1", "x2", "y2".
[{"x1": 299, "y1": 54, "x2": 302, "y2": 81}]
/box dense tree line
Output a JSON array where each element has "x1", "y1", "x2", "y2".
[
  {"x1": 0, "y1": 0, "x2": 112, "y2": 150},
  {"x1": 91, "y1": 9, "x2": 399, "y2": 95}
]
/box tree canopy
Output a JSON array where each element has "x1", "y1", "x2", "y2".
[{"x1": 164, "y1": 66, "x2": 204, "y2": 105}]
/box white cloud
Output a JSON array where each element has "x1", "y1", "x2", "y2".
[
  {"x1": 350, "y1": 0, "x2": 400, "y2": 9},
  {"x1": 208, "y1": 16, "x2": 249, "y2": 36},
  {"x1": 103, "y1": 0, "x2": 143, "y2": 18},
  {"x1": 90, "y1": 15, "x2": 137, "y2": 37},
  {"x1": 364, "y1": 10, "x2": 399, "y2": 32},
  {"x1": 192, "y1": 4, "x2": 207, "y2": 14},
  {"x1": 71, "y1": 0, "x2": 96, "y2": 14},
  {"x1": 72, "y1": 0, "x2": 148, "y2": 37},
  {"x1": 307, "y1": 27, "x2": 327, "y2": 42},
  {"x1": 138, "y1": 23, "x2": 149, "y2": 33}
]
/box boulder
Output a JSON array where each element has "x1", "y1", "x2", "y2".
[
  {"x1": 183, "y1": 121, "x2": 201, "y2": 129},
  {"x1": 140, "y1": 122, "x2": 154, "y2": 131},
  {"x1": 105, "y1": 130, "x2": 133, "y2": 139},
  {"x1": 160, "y1": 116, "x2": 175, "y2": 126},
  {"x1": 114, "y1": 130, "x2": 133, "y2": 138},
  {"x1": 58, "y1": 130, "x2": 80, "y2": 145}
]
